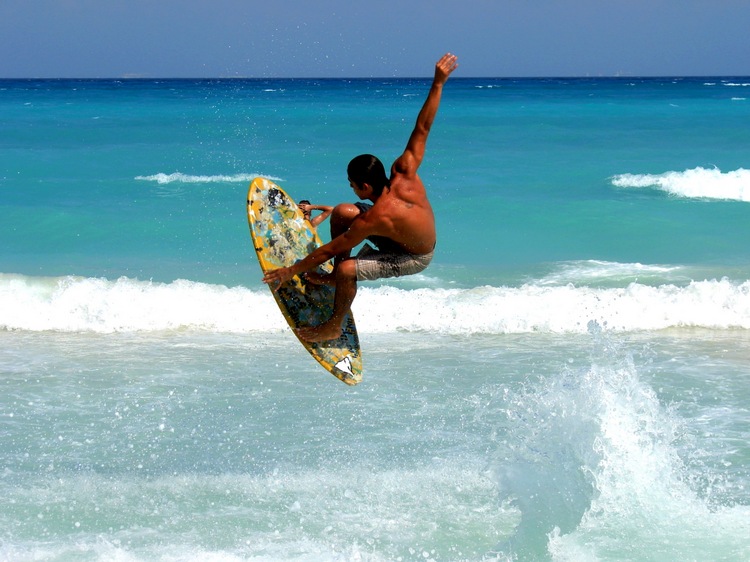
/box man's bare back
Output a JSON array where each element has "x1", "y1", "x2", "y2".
[
  {"x1": 262, "y1": 53, "x2": 458, "y2": 341},
  {"x1": 350, "y1": 170, "x2": 436, "y2": 256}
]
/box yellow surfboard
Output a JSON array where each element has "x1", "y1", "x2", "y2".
[{"x1": 247, "y1": 177, "x2": 362, "y2": 385}]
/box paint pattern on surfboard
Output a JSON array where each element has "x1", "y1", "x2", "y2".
[{"x1": 247, "y1": 177, "x2": 362, "y2": 385}]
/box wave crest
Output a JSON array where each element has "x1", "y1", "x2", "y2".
[
  {"x1": 135, "y1": 172, "x2": 283, "y2": 184},
  {"x1": 1, "y1": 273, "x2": 749, "y2": 335},
  {"x1": 611, "y1": 167, "x2": 750, "y2": 202}
]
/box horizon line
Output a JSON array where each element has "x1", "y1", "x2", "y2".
[{"x1": 2, "y1": 74, "x2": 749, "y2": 81}]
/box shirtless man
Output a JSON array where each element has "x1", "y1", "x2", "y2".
[{"x1": 263, "y1": 53, "x2": 458, "y2": 342}]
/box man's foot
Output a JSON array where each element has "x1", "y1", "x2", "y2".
[
  {"x1": 303, "y1": 271, "x2": 336, "y2": 286},
  {"x1": 295, "y1": 320, "x2": 343, "y2": 342}
]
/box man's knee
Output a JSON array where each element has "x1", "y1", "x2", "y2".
[
  {"x1": 330, "y1": 203, "x2": 363, "y2": 237},
  {"x1": 336, "y1": 258, "x2": 358, "y2": 281},
  {"x1": 333, "y1": 203, "x2": 361, "y2": 220}
]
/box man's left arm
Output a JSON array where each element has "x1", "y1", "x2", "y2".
[{"x1": 262, "y1": 218, "x2": 371, "y2": 289}]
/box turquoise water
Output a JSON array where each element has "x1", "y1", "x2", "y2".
[{"x1": 1, "y1": 77, "x2": 750, "y2": 561}]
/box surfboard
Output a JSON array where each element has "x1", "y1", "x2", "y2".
[{"x1": 246, "y1": 177, "x2": 363, "y2": 385}]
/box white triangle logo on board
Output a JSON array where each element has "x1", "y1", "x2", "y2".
[{"x1": 334, "y1": 356, "x2": 354, "y2": 377}]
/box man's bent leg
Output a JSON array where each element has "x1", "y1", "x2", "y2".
[
  {"x1": 296, "y1": 259, "x2": 358, "y2": 342},
  {"x1": 330, "y1": 203, "x2": 365, "y2": 262},
  {"x1": 304, "y1": 203, "x2": 365, "y2": 287}
]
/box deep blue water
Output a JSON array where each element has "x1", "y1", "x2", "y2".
[{"x1": 1, "y1": 77, "x2": 749, "y2": 561}]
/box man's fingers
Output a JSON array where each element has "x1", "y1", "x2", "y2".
[{"x1": 440, "y1": 53, "x2": 458, "y2": 71}]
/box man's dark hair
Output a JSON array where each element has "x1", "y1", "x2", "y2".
[{"x1": 347, "y1": 154, "x2": 390, "y2": 196}]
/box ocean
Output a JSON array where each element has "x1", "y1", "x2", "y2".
[{"x1": 1, "y1": 76, "x2": 749, "y2": 561}]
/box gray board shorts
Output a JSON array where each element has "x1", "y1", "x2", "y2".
[{"x1": 352, "y1": 202, "x2": 434, "y2": 282}]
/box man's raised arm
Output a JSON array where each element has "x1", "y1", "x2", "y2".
[{"x1": 393, "y1": 53, "x2": 459, "y2": 177}]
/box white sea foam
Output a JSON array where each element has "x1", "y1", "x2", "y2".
[
  {"x1": 0, "y1": 274, "x2": 284, "y2": 334},
  {"x1": 535, "y1": 344, "x2": 750, "y2": 560},
  {"x1": 535, "y1": 260, "x2": 685, "y2": 286},
  {"x1": 611, "y1": 167, "x2": 750, "y2": 202},
  {"x1": 135, "y1": 172, "x2": 283, "y2": 184},
  {"x1": 1, "y1": 273, "x2": 749, "y2": 335},
  {"x1": 0, "y1": 465, "x2": 510, "y2": 562}
]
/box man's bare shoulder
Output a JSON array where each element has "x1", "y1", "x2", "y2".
[
  {"x1": 350, "y1": 202, "x2": 387, "y2": 231},
  {"x1": 390, "y1": 153, "x2": 418, "y2": 179},
  {"x1": 387, "y1": 171, "x2": 428, "y2": 205}
]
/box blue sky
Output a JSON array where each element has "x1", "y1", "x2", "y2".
[{"x1": 2, "y1": 0, "x2": 749, "y2": 78}]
